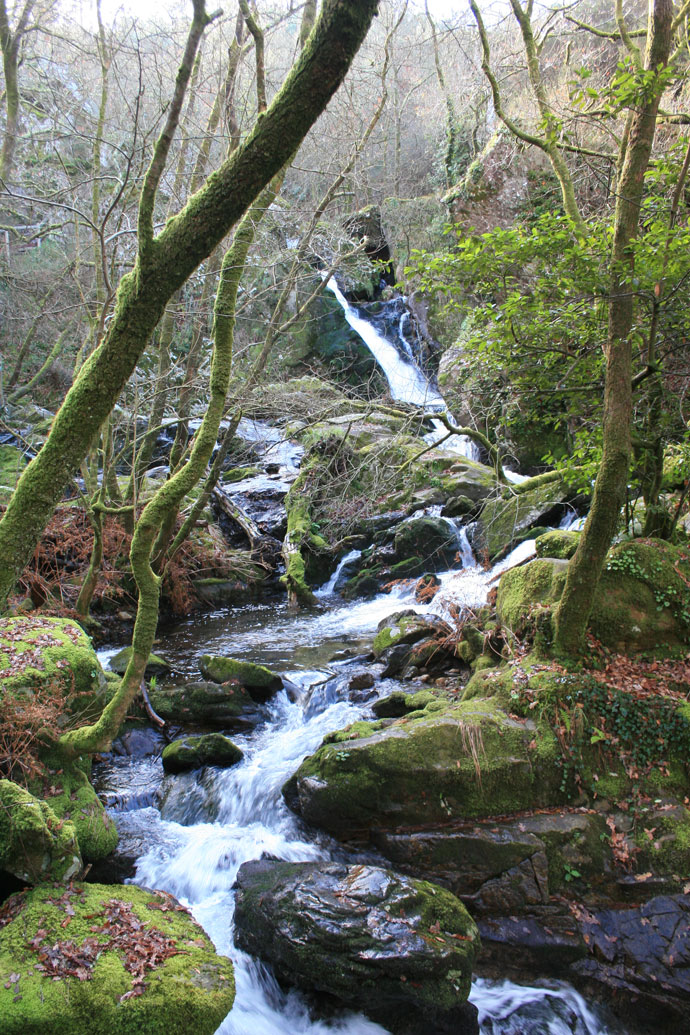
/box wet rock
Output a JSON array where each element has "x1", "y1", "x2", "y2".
[
  {"x1": 233, "y1": 858, "x2": 479, "y2": 1035},
  {"x1": 0, "y1": 882, "x2": 235, "y2": 1035},
  {"x1": 571, "y1": 894, "x2": 690, "y2": 1023},
  {"x1": 111, "y1": 726, "x2": 166, "y2": 758},
  {"x1": 348, "y1": 671, "x2": 375, "y2": 692},
  {"x1": 149, "y1": 680, "x2": 261, "y2": 729},
  {"x1": 199, "y1": 655, "x2": 283, "y2": 701},
  {"x1": 162, "y1": 734, "x2": 243, "y2": 774},
  {"x1": 394, "y1": 517, "x2": 458, "y2": 571},
  {"x1": 414, "y1": 573, "x2": 441, "y2": 602},
  {"x1": 108, "y1": 646, "x2": 171, "y2": 678}
]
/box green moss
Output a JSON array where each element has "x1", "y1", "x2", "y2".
[
  {"x1": 285, "y1": 696, "x2": 564, "y2": 836},
  {"x1": 0, "y1": 445, "x2": 27, "y2": 503},
  {"x1": 108, "y1": 646, "x2": 170, "y2": 678},
  {"x1": 199, "y1": 655, "x2": 282, "y2": 692},
  {"x1": 0, "y1": 779, "x2": 82, "y2": 882},
  {"x1": 0, "y1": 616, "x2": 107, "y2": 707},
  {"x1": 0, "y1": 882, "x2": 234, "y2": 1035},
  {"x1": 30, "y1": 762, "x2": 118, "y2": 862},
  {"x1": 535, "y1": 530, "x2": 580, "y2": 560},
  {"x1": 496, "y1": 558, "x2": 568, "y2": 633},
  {"x1": 221, "y1": 466, "x2": 260, "y2": 483},
  {"x1": 162, "y1": 734, "x2": 243, "y2": 774}
]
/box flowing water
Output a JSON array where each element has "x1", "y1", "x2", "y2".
[
  {"x1": 96, "y1": 537, "x2": 622, "y2": 1035},
  {"x1": 95, "y1": 293, "x2": 621, "y2": 1032}
]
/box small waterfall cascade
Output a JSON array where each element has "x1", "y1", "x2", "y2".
[{"x1": 326, "y1": 279, "x2": 478, "y2": 461}]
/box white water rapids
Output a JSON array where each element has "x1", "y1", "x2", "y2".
[{"x1": 97, "y1": 531, "x2": 616, "y2": 1035}]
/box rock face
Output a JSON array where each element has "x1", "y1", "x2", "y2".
[
  {"x1": 233, "y1": 859, "x2": 479, "y2": 1035},
  {"x1": 473, "y1": 479, "x2": 571, "y2": 560},
  {"x1": 199, "y1": 655, "x2": 283, "y2": 701},
  {"x1": 161, "y1": 734, "x2": 243, "y2": 774},
  {"x1": 0, "y1": 779, "x2": 82, "y2": 883},
  {"x1": 0, "y1": 882, "x2": 235, "y2": 1035}
]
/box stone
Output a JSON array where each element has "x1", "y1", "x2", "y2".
[
  {"x1": 199, "y1": 655, "x2": 283, "y2": 701},
  {"x1": 233, "y1": 859, "x2": 479, "y2": 1035},
  {"x1": 31, "y1": 762, "x2": 118, "y2": 863},
  {"x1": 0, "y1": 882, "x2": 234, "y2": 1035},
  {"x1": 162, "y1": 734, "x2": 243, "y2": 774},
  {"x1": 474, "y1": 479, "x2": 570, "y2": 560},
  {"x1": 108, "y1": 646, "x2": 171, "y2": 678},
  {"x1": 373, "y1": 611, "x2": 452, "y2": 657},
  {"x1": 534, "y1": 529, "x2": 580, "y2": 559},
  {"x1": 394, "y1": 517, "x2": 458, "y2": 571},
  {"x1": 0, "y1": 616, "x2": 107, "y2": 717},
  {"x1": 283, "y1": 697, "x2": 563, "y2": 839},
  {"x1": 0, "y1": 779, "x2": 82, "y2": 883},
  {"x1": 149, "y1": 680, "x2": 261, "y2": 729}
]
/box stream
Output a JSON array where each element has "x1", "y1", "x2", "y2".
[
  {"x1": 95, "y1": 543, "x2": 620, "y2": 1035},
  {"x1": 95, "y1": 285, "x2": 621, "y2": 1033}
]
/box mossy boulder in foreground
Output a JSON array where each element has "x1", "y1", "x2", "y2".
[
  {"x1": 162, "y1": 733, "x2": 243, "y2": 774},
  {"x1": 234, "y1": 858, "x2": 479, "y2": 1035},
  {"x1": 30, "y1": 761, "x2": 118, "y2": 863},
  {"x1": 0, "y1": 882, "x2": 234, "y2": 1035},
  {"x1": 0, "y1": 779, "x2": 82, "y2": 883},
  {"x1": 283, "y1": 696, "x2": 563, "y2": 838}
]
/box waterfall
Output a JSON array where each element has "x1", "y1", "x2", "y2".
[{"x1": 326, "y1": 279, "x2": 478, "y2": 461}]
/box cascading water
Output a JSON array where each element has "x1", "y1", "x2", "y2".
[
  {"x1": 96, "y1": 527, "x2": 617, "y2": 1035},
  {"x1": 326, "y1": 279, "x2": 477, "y2": 460}
]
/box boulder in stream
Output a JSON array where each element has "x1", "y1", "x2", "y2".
[
  {"x1": 162, "y1": 733, "x2": 243, "y2": 774},
  {"x1": 108, "y1": 646, "x2": 171, "y2": 678},
  {"x1": 0, "y1": 882, "x2": 235, "y2": 1035},
  {"x1": 199, "y1": 655, "x2": 283, "y2": 701},
  {"x1": 233, "y1": 858, "x2": 479, "y2": 1035},
  {"x1": 149, "y1": 680, "x2": 262, "y2": 729}
]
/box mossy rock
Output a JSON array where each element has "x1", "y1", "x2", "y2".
[
  {"x1": 221, "y1": 466, "x2": 260, "y2": 483},
  {"x1": 632, "y1": 803, "x2": 690, "y2": 876},
  {"x1": 149, "y1": 680, "x2": 259, "y2": 729},
  {"x1": 393, "y1": 517, "x2": 458, "y2": 570},
  {"x1": 535, "y1": 529, "x2": 580, "y2": 560},
  {"x1": 476, "y1": 479, "x2": 569, "y2": 560},
  {"x1": 372, "y1": 611, "x2": 451, "y2": 657},
  {"x1": 31, "y1": 762, "x2": 118, "y2": 863},
  {"x1": 283, "y1": 696, "x2": 563, "y2": 838},
  {"x1": 108, "y1": 646, "x2": 171, "y2": 678},
  {"x1": 162, "y1": 734, "x2": 243, "y2": 774},
  {"x1": 496, "y1": 558, "x2": 568, "y2": 634},
  {"x1": 498, "y1": 539, "x2": 690, "y2": 652},
  {"x1": 0, "y1": 882, "x2": 234, "y2": 1035},
  {"x1": 0, "y1": 779, "x2": 82, "y2": 883},
  {"x1": 590, "y1": 539, "x2": 690, "y2": 651},
  {"x1": 0, "y1": 616, "x2": 107, "y2": 715},
  {"x1": 199, "y1": 655, "x2": 282, "y2": 700}
]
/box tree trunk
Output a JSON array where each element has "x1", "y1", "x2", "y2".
[
  {"x1": 553, "y1": 0, "x2": 674, "y2": 655},
  {"x1": 0, "y1": 0, "x2": 380, "y2": 611}
]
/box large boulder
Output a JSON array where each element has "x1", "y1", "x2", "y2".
[
  {"x1": 0, "y1": 882, "x2": 234, "y2": 1035},
  {"x1": 0, "y1": 779, "x2": 82, "y2": 883},
  {"x1": 234, "y1": 859, "x2": 479, "y2": 1035},
  {"x1": 0, "y1": 616, "x2": 107, "y2": 719},
  {"x1": 497, "y1": 538, "x2": 690, "y2": 652},
  {"x1": 108, "y1": 647, "x2": 171, "y2": 679},
  {"x1": 149, "y1": 680, "x2": 261, "y2": 729},
  {"x1": 161, "y1": 734, "x2": 243, "y2": 774},
  {"x1": 473, "y1": 478, "x2": 571, "y2": 560},
  {"x1": 283, "y1": 697, "x2": 562, "y2": 839},
  {"x1": 198, "y1": 655, "x2": 283, "y2": 701}
]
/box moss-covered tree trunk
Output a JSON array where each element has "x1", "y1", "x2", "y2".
[
  {"x1": 0, "y1": 0, "x2": 380, "y2": 612},
  {"x1": 553, "y1": 0, "x2": 674, "y2": 655}
]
